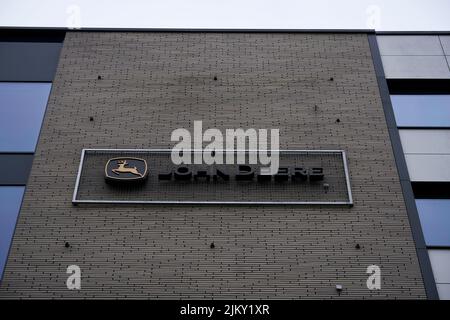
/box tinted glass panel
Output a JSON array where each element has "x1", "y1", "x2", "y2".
[
  {"x1": 0, "y1": 42, "x2": 62, "y2": 81},
  {"x1": 391, "y1": 95, "x2": 450, "y2": 127},
  {"x1": 0, "y1": 186, "x2": 24, "y2": 278},
  {"x1": 417, "y1": 199, "x2": 450, "y2": 246},
  {"x1": 0, "y1": 82, "x2": 51, "y2": 152},
  {"x1": 0, "y1": 154, "x2": 34, "y2": 185}
]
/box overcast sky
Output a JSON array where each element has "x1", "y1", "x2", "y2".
[{"x1": 1, "y1": 0, "x2": 450, "y2": 31}]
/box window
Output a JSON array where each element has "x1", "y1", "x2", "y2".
[
  {"x1": 391, "y1": 95, "x2": 450, "y2": 127},
  {"x1": 0, "y1": 42, "x2": 62, "y2": 82},
  {"x1": 0, "y1": 33, "x2": 62, "y2": 283},
  {"x1": 0, "y1": 186, "x2": 25, "y2": 278},
  {"x1": 416, "y1": 199, "x2": 450, "y2": 246},
  {"x1": 0, "y1": 82, "x2": 51, "y2": 152}
]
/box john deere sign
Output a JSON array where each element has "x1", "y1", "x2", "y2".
[{"x1": 72, "y1": 149, "x2": 352, "y2": 205}]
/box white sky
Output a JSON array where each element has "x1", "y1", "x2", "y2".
[{"x1": 1, "y1": 0, "x2": 449, "y2": 31}]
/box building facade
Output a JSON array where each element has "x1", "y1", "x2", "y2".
[{"x1": 0, "y1": 29, "x2": 448, "y2": 299}]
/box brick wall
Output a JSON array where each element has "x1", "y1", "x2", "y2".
[{"x1": 0, "y1": 32, "x2": 426, "y2": 298}]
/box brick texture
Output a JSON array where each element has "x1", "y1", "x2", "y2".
[{"x1": 0, "y1": 32, "x2": 426, "y2": 299}]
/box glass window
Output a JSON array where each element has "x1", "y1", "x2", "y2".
[
  {"x1": 0, "y1": 82, "x2": 51, "y2": 152},
  {"x1": 416, "y1": 199, "x2": 450, "y2": 246},
  {"x1": 0, "y1": 186, "x2": 25, "y2": 278},
  {"x1": 391, "y1": 95, "x2": 450, "y2": 127}
]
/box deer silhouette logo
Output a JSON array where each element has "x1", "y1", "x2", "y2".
[
  {"x1": 105, "y1": 157, "x2": 148, "y2": 182},
  {"x1": 112, "y1": 159, "x2": 143, "y2": 177}
]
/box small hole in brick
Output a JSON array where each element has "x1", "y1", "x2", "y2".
[
  {"x1": 97, "y1": 75, "x2": 102, "y2": 80},
  {"x1": 210, "y1": 242, "x2": 215, "y2": 249},
  {"x1": 213, "y1": 76, "x2": 218, "y2": 81},
  {"x1": 89, "y1": 116, "x2": 94, "y2": 122},
  {"x1": 65, "y1": 242, "x2": 70, "y2": 248},
  {"x1": 355, "y1": 244, "x2": 361, "y2": 249},
  {"x1": 336, "y1": 118, "x2": 340, "y2": 123},
  {"x1": 329, "y1": 77, "x2": 334, "y2": 81}
]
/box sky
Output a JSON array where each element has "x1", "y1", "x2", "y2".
[{"x1": 1, "y1": 0, "x2": 450, "y2": 31}]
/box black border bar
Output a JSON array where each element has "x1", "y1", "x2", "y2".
[{"x1": 388, "y1": 79, "x2": 450, "y2": 94}]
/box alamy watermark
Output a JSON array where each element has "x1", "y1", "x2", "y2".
[
  {"x1": 66, "y1": 4, "x2": 82, "y2": 29},
  {"x1": 66, "y1": 265, "x2": 81, "y2": 290},
  {"x1": 171, "y1": 121, "x2": 280, "y2": 175},
  {"x1": 64, "y1": 263, "x2": 381, "y2": 291},
  {"x1": 366, "y1": 4, "x2": 381, "y2": 30},
  {"x1": 366, "y1": 265, "x2": 381, "y2": 290}
]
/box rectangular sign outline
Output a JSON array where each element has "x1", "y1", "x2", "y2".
[{"x1": 72, "y1": 149, "x2": 353, "y2": 206}]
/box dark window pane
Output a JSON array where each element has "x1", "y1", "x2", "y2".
[
  {"x1": 0, "y1": 42, "x2": 62, "y2": 81},
  {"x1": 0, "y1": 186, "x2": 24, "y2": 278},
  {"x1": 0, "y1": 82, "x2": 51, "y2": 152},
  {"x1": 391, "y1": 95, "x2": 450, "y2": 127},
  {"x1": 0, "y1": 154, "x2": 34, "y2": 185},
  {"x1": 416, "y1": 199, "x2": 450, "y2": 246}
]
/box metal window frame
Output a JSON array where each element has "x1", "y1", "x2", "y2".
[{"x1": 72, "y1": 148, "x2": 353, "y2": 206}]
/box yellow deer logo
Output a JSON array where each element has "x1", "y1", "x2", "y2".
[{"x1": 112, "y1": 159, "x2": 144, "y2": 177}]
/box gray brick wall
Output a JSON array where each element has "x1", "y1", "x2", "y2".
[{"x1": 0, "y1": 32, "x2": 426, "y2": 299}]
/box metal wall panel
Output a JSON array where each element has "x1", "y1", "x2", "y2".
[
  {"x1": 400, "y1": 130, "x2": 450, "y2": 154},
  {"x1": 440, "y1": 36, "x2": 450, "y2": 56},
  {"x1": 405, "y1": 154, "x2": 450, "y2": 182},
  {"x1": 428, "y1": 250, "x2": 450, "y2": 283},
  {"x1": 377, "y1": 36, "x2": 443, "y2": 55},
  {"x1": 381, "y1": 55, "x2": 450, "y2": 79},
  {"x1": 401, "y1": 130, "x2": 450, "y2": 182},
  {"x1": 377, "y1": 35, "x2": 450, "y2": 79},
  {"x1": 436, "y1": 284, "x2": 450, "y2": 300}
]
